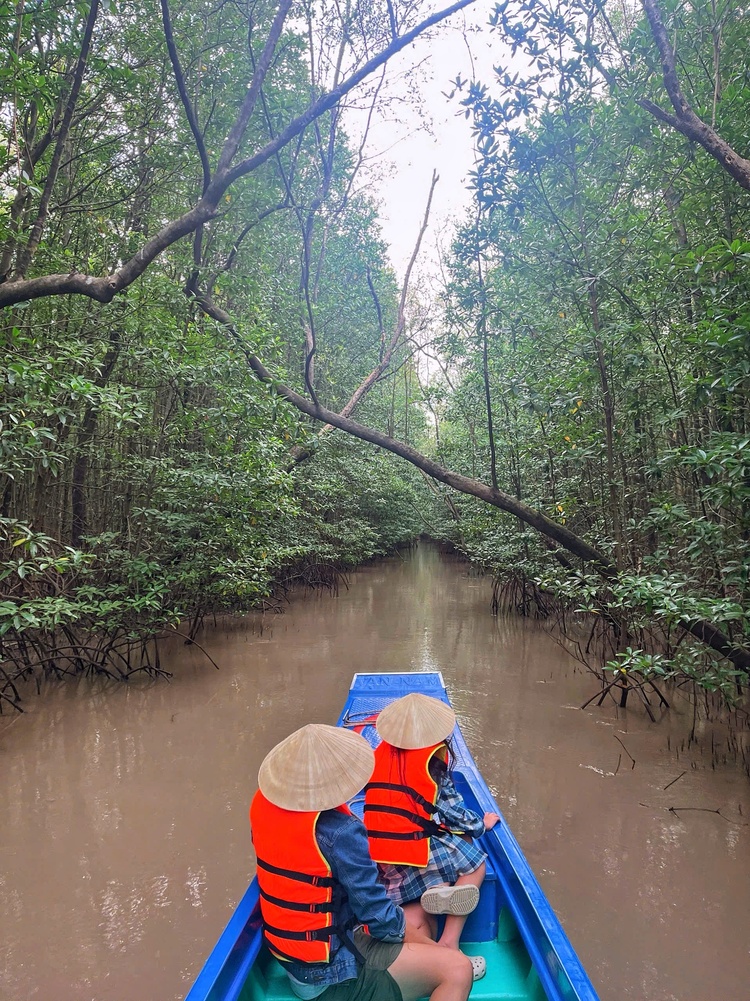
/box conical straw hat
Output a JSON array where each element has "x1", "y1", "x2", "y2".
[
  {"x1": 258, "y1": 723, "x2": 375, "y2": 811},
  {"x1": 376, "y1": 693, "x2": 456, "y2": 749}
]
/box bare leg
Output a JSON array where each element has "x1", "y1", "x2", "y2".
[
  {"x1": 387, "y1": 941, "x2": 473, "y2": 1001},
  {"x1": 437, "y1": 863, "x2": 486, "y2": 950},
  {"x1": 402, "y1": 901, "x2": 437, "y2": 942}
]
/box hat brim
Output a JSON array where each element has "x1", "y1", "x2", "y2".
[
  {"x1": 376, "y1": 693, "x2": 456, "y2": 749},
  {"x1": 258, "y1": 723, "x2": 375, "y2": 811}
]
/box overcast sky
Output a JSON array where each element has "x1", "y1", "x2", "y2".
[{"x1": 345, "y1": 0, "x2": 500, "y2": 278}]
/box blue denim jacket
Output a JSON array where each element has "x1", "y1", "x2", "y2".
[{"x1": 279, "y1": 809, "x2": 405, "y2": 988}]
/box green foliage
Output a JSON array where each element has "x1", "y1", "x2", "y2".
[
  {"x1": 423, "y1": 0, "x2": 750, "y2": 699},
  {"x1": 0, "y1": 519, "x2": 91, "y2": 638},
  {"x1": 285, "y1": 434, "x2": 424, "y2": 569},
  {"x1": 3, "y1": 0, "x2": 749, "y2": 713},
  {"x1": 536, "y1": 563, "x2": 750, "y2": 692},
  {"x1": 0, "y1": 0, "x2": 434, "y2": 703},
  {"x1": 604, "y1": 646, "x2": 748, "y2": 705},
  {"x1": 603, "y1": 648, "x2": 673, "y2": 680}
]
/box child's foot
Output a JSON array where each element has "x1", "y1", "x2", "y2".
[{"x1": 420, "y1": 884, "x2": 479, "y2": 916}]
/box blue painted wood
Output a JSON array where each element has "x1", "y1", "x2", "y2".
[
  {"x1": 185, "y1": 672, "x2": 600, "y2": 1001},
  {"x1": 185, "y1": 882, "x2": 262, "y2": 1001}
]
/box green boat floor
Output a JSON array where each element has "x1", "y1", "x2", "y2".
[
  {"x1": 461, "y1": 940, "x2": 542, "y2": 1001},
  {"x1": 241, "y1": 940, "x2": 539, "y2": 1001}
]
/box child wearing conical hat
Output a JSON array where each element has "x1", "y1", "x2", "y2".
[{"x1": 363, "y1": 694, "x2": 499, "y2": 971}]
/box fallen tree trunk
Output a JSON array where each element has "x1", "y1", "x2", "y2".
[{"x1": 188, "y1": 290, "x2": 750, "y2": 673}]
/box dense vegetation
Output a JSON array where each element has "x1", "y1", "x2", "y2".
[
  {"x1": 1, "y1": 0, "x2": 748, "y2": 715},
  {"x1": 0, "y1": 0, "x2": 441, "y2": 706},
  {"x1": 435, "y1": 0, "x2": 750, "y2": 708}
]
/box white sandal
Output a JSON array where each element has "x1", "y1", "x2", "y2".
[
  {"x1": 420, "y1": 884, "x2": 480, "y2": 916},
  {"x1": 469, "y1": 955, "x2": 487, "y2": 981}
]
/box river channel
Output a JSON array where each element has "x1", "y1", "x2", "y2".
[{"x1": 1, "y1": 544, "x2": 748, "y2": 1001}]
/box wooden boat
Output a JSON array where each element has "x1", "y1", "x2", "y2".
[{"x1": 186, "y1": 672, "x2": 600, "y2": 1001}]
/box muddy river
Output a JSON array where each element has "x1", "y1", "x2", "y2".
[{"x1": 1, "y1": 544, "x2": 748, "y2": 1000}]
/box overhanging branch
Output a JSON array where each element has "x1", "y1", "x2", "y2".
[
  {"x1": 0, "y1": 0, "x2": 476, "y2": 310},
  {"x1": 640, "y1": 0, "x2": 750, "y2": 191}
]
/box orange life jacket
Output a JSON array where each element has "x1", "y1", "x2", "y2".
[
  {"x1": 250, "y1": 790, "x2": 350, "y2": 964},
  {"x1": 363, "y1": 741, "x2": 447, "y2": 867}
]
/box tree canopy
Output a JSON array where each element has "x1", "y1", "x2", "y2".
[{"x1": 1, "y1": 0, "x2": 748, "y2": 712}]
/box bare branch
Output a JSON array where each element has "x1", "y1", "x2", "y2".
[
  {"x1": 366, "y1": 265, "x2": 385, "y2": 359},
  {"x1": 14, "y1": 0, "x2": 101, "y2": 279},
  {"x1": 289, "y1": 169, "x2": 439, "y2": 469},
  {"x1": 640, "y1": 0, "x2": 750, "y2": 190},
  {"x1": 0, "y1": 0, "x2": 476, "y2": 308},
  {"x1": 222, "y1": 0, "x2": 476, "y2": 190},
  {"x1": 160, "y1": 0, "x2": 211, "y2": 193},
  {"x1": 243, "y1": 346, "x2": 617, "y2": 567},
  {"x1": 221, "y1": 202, "x2": 289, "y2": 273},
  {"x1": 216, "y1": 0, "x2": 296, "y2": 174}
]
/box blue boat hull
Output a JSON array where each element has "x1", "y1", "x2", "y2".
[{"x1": 186, "y1": 672, "x2": 599, "y2": 1001}]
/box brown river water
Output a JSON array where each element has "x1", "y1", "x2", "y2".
[{"x1": 1, "y1": 544, "x2": 749, "y2": 1001}]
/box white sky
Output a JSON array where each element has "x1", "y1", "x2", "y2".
[{"x1": 345, "y1": 0, "x2": 501, "y2": 278}]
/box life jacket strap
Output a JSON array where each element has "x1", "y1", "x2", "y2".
[
  {"x1": 363, "y1": 803, "x2": 445, "y2": 835},
  {"x1": 365, "y1": 781, "x2": 434, "y2": 814},
  {"x1": 367, "y1": 828, "x2": 430, "y2": 841},
  {"x1": 256, "y1": 856, "x2": 336, "y2": 888},
  {"x1": 259, "y1": 887, "x2": 336, "y2": 913},
  {"x1": 263, "y1": 922, "x2": 340, "y2": 942}
]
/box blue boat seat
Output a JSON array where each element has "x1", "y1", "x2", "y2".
[{"x1": 461, "y1": 848, "x2": 500, "y2": 943}]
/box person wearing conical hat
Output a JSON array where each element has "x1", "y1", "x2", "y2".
[
  {"x1": 250, "y1": 723, "x2": 474, "y2": 1001},
  {"x1": 363, "y1": 695, "x2": 500, "y2": 972}
]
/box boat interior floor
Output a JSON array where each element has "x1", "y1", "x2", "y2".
[{"x1": 241, "y1": 934, "x2": 547, "y2": 1001}]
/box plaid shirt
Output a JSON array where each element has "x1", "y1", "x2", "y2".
[{"x1": 376, "y1": 766, "x2": 487, "y2": 906}]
